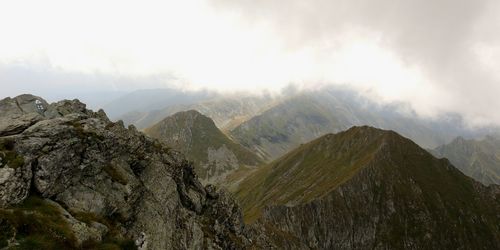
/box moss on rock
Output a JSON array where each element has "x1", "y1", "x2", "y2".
[{"x1": 0, "y1": 139, "x2": 24, "y2": 169}]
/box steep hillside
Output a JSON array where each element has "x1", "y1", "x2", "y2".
[
  {"x1": 432, "y1": 136, "x2": 500, "y2": 185},
  {"x1": 120, "y1": 95, "x2": 276, "y2": 131},
  {"x1": 236, "y1": 126, "x2": 500, "y2": 249},
  {"x1": 230, "y1": 87, "x2": 488, "y2": 160},
  {"x1": 0, "y1": 95, "x2": 270, "y2": 249},
  {"x1": 144, "y1": 110, "x2": 263, "y2": 184}
]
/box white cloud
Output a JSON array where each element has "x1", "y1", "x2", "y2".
[{"x1": 0, "y1": 0, "x2": 499, "y2": 125}]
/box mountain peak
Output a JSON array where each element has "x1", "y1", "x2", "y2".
[
  {"x1": 145, "y1": 109, "x2": 263, "y2": 184},
  {"x1": 235, "y1": 126, "x2": 499, "y2": 249},
  {"x1": 170, "y1": 109, "x2": 205, "y2": 119},
  {"x1": 236, "y1": 126, "x2": 489, "y2": 221}
]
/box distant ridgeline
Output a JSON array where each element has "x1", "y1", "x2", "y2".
[
  {"x1": 432, "y1": 136, "x2": 500, "y2": 185},
  {"x1": 229, "y1": 88, "x2": 495, "y2": 161}
]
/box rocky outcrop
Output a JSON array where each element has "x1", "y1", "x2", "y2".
[{"x1": 0, "y1": 94, "x2": 268, "y2": 249}]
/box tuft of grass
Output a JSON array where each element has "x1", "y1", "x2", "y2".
[
  {"x1": 67, "y1": 121, "x2": 105, "y2": 141},
  {"x1": 0, "y1": 196, "x2": 138, "y2": 250},
  {"x1": 0, "y1": 195, "x2": 77, "y2": 249},
  {"x1": 0, "y1": 139, "x2": 24, "y2": 169},
  {"x1": 71, "y1": 210, "x2": 137, "y2": 250}
]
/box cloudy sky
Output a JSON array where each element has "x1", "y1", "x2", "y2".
[{"x1": 1, "y1": 0, "x2": 499, "y2": 125}]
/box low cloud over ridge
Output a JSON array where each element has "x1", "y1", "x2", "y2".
[{"x1": 1, "y1": 0, "x2": 499, "y2": 125}]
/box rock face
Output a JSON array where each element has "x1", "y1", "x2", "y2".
[
  {"x1": 0, "y1": 95, "x2": 266, "y2": 249},
  {"x1": 236, "y1": 126, "x2": 500, "y2": 249},
  {"x1": 145, "y1": 110, "x2": 263, "y2": 184},
  {"x1": 432, "y1": 136, "x2": 500, "y2": 185}
]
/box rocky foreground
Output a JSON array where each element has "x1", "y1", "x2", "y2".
[{"x1": 0, "y1": 94, "x2": 271, "y2": 249}]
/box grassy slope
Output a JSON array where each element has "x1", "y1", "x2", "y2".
[
  {"x1": 236, "y1": 126, "x2": 385, "y2": 222},
  {"x1": 145, "y1": 110, "x2": 263, "y2": 167},
  {"x1": 0, "y1": 196, "x2": 135, "y2": 249},
  {"x1": 236, "y1": 126, "x2": 500, "y2": 226},
  {"x1": 230, "y1": 95, "x2": 345, "y2": 160}
]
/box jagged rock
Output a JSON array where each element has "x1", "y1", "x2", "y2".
[
  {"x1": 44, "y1": 199, "x2": 109, "y2": 246},
  {"x1": 0, "y1": 95, "x2": 270, "y2": 249},
  {"x1": 0, "y1": 95, "x2": 47, "y2": 136},
  {"x1": 0, "y1": 163, "x2": 32, "y2": 207}
]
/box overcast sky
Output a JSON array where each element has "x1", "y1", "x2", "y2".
[{"x1": 1, "y1": 0, "x2": 499, "y2": 125}]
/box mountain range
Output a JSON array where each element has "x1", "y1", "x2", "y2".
[
  {"x1": 229, "y1": 87, "x2": 492, "y2": 161},
  {"x1": 119, "y1": 94, "x2": 276, "y2": 132},
  {"x1": 432, "y1": 135, "x2": 500, "y2": 185},
  {"x1": 1, "y1": 94, "x2": 499, "y2": 249}
]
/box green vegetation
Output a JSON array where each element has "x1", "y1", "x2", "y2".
[
  {"x1": 147, "y1": 110, "x2": 262, "y2": 165},
  {"x1": 67, "y1": 120, "x2": 105, "y2": 141},
  {"x1": 235, "y1": 127, "x2": 383, "y2": 222},
  {"x1": 0, "y1": 139, "x2": 24, "y2": 169},
  {"x1": 234, "y1": 126, "x2": 500, "y2": 248},
  {"x1": 0, "y1": 196, "x2": 77, "y2": 249},
  {"x1": 236, "y1": 125, "x2": 500, "y2": 235},
  {"x1": 0, "y1": 196, "x2": 136, "y2": 249},
  {"x1": 71, "y1": 210, "x2": 136, "y2": 250},
  {"x1": 145, "y1": 110, "x2": 264, "y2": 179}
]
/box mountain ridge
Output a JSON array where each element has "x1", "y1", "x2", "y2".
[
  {"x1": 432, "y1": 135, "x2": 500, "y2": 185},
  {"x1": 144, "y1": 110, "x2": 263, "y2": 184},
  {"x1": 230, "y1": 87, "x2": 495, "y2": 161},
  {"x1": 235, "y1": 126, "x2": 500, "y2": 249}
]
